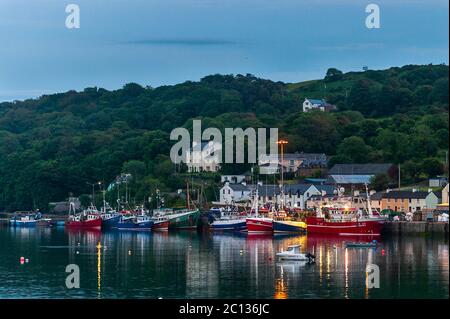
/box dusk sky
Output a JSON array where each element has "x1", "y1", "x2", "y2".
[{"x1": 0, "y1": 0, "x2": 448, "y2": 101}]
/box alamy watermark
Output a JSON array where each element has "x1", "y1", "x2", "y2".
[
  {"x1": 170, "y1": 120, "x2": 279, "y2": 166},
  {"x1": 65, "y1": 4, "x2": 80, "y2": 29},
  {"x1": 366, "y1": 263, "x2": 380, "y2": 289},
  {"x1": 65, "y1": 264, "x2": 80, "y2": 289},
  {"x1": 366, "y1": 4, "x2": 381, "y2": 29}
]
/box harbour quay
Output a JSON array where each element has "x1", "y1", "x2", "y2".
[{"x1": 383, "y1": 221, "x2": 449, "y2": 236}]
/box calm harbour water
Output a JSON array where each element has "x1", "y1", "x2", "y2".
[{"x1": 0, "y1": 225, "x2": 448, "y2": 299}]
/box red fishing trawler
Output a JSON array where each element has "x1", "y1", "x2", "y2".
[
  {"x1": 65, "y1": 203, "x2": 102, "y2": 230},
  {"x1": 306, "y1": 186, "x2": 386, "y2": 236},
  {"x1": 246, "y1": 188, "x2": 274, "y2": 234}
]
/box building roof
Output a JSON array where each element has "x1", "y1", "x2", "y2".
[
  {"x1": 228, "y1": 184, "x2": 251, "y2": 192},
  {"x1": 383, "y1": 190, "x2": 435, "y2": 199},
  {"x1": 327, "y1": 174, "x2": 373, "y2": 185},
  {"x1": 304, "y1": 178, "x2": 327, "y2": 184},
  {"x1": 328, "y1": 163, "x2": 393, "y2": 176},
  {"x1": 315, "y1": 185, "x2": 337, "y2": 195},
  {"x1": 306, "y1": 98, "x2": 326, "y2": 105},
  {"x1": 370, "y1": 192, "x2": 384, "y2": 200}
]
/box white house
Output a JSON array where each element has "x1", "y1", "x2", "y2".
[
  {"x1": 219, "y1": 182, "x2": 252, "y2": 205},
  {"x1": 258, "y1": 152, "x2": 328, "y2": 175},
  {"x1": 219, "y1": 182, "x2": 336, "y2": 209},
  {"x1": 186, "y1": 141, "x2": 221, "y2": 173},
  {"x1": 302, "y1": 98, "x2": 336, "y2": 112},
  {"x1": 257, "y1": 184, "x2": 336, "y2": 209}
]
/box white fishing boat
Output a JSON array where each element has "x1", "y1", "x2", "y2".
[{"x1": 276, "y1": 245, "x2": 315, "y2": 262}]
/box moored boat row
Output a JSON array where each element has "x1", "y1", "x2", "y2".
[
  {"x1": 208, "y1": 184, "x2": 386, "y2": 236},
  {"x1": 64, "y1": 200, "x2": 200, "y2": 232}
]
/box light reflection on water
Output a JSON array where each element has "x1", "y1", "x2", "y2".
[{"x1": 0, "y1": 225, "x2": 448, "y2": 299}]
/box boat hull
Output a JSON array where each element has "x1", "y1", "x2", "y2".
[
  {"x1": 210, "y1": 219, "x2": 247, "y2": 231},
  {"x1": 116, "y1": 221, "x2": 154, "y2": 231},
  {"x1": 273, "y1": 220, "x2": 306, "y2": 233},
  {"x1": 152, "y1": 220, "x2": 170, "y2": 231},
  {"x1": 65, "y1": 218, "x2": 102, "y2": 230},
  {"x1": 168, "y1": 210, "x2": 200, "y2": 230},
  {"x1": 246, "y1": 218, "x2": 273, "y2": 233},
  {"x1": 306, "y1": 217, "x2": 384, "y2": 236},
  {"x1": 101, "y1": 215, "x2": 122, "y2": 229}
]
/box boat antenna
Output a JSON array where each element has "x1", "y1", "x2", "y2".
[{"x1": 365, "y1": 183, "x2": 373, "y2": 217}]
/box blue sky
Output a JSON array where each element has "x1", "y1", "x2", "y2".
[{"x1": 0, "y1": 0, "x2": 448, "y2": 101}]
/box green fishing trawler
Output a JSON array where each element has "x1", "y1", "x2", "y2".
[{"x1": 152, "y1": 208, "x2": 200, "y2": 229}]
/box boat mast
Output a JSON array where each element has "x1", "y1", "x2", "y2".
[
  {"x1": 365, "y1": 183, "x2": 373, "y2": 217},
  {"x1": 277, "y1": 139, "x2": 288, "y2": 210},
  {"x1": 101, "y1": 182, "x2": 106, "y2": 214},
  {"x1": 186, "y1": 181, "x2": 191, "y2": 209},
  {"x1": 254, "y1": 186, "x2": 259, "y2": 218}
]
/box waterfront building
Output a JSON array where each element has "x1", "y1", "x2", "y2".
[
  {"x1": 380, "y1": 189, "x2": 439, "y2": 213},
  {"x1": 219, "y1": 182, "x2": 252, "y2": 204},
  {"x1": 258, "y1": 152, "x2": 328, "y2": 176},
  {"x1": 219, "y1": 182, "x2": 336, "y2": 209}
]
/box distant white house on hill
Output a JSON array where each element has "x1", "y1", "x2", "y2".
[
  {"x1": 186, "y1": 141, "x2": 221, "y2": 173},
  {"x1": 302, "y1": 98, "x2": 336, "y2": 112}
]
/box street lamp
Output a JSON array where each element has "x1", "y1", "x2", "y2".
[
  {"x1": 86, "y1": 181, "x2": 102, "y2": 206},
  {"x1": 277, "y1": 139, "x2": 288, "y2": 210},
  {"x1": 277, "y1": 139, "x2": 288, "y2": 186}
]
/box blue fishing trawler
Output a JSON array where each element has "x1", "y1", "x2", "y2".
[
  {"x1": 116, "y1": 215, "x2": 153, "y2": 231},
  {"x1": 209, "y1": 207, "x2": 247, "y2": 231}
]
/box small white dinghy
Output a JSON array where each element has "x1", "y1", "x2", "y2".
[{"x1": 276, "y1": 245, "x2": 315, "y2": 262}]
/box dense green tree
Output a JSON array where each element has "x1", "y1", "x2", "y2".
[{"x1": 0, "y1": 65, "x2": 447, "y2": 211}]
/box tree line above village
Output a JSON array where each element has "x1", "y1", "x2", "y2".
[{"x1": 0, "y1": 64, "x2": 448, "y2": 211}]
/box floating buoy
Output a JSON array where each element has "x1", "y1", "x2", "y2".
[
  {"x1": 20, "y1": 257, "x2": 25, "y2": 264},
  {"x1": 381, "y1": 249, "x2": 385, "y2": 256},
  {"x1": 128, "y1": 250, "x2": 132, "y2": 255},
  {"x1": 25, "y1": 258, "x2": 29, "y2": 263},
  {"x1": 77, "y1": 243, "x2": 81, "y2": 246},
  {"x1": 158, "y1": 297, "x2": 163, "y2": 299},
  {"x1": 76, "y1": 251, "x2": 80, "y2": 254}
]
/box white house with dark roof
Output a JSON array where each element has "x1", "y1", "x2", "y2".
[
  {"x1": 258, "y1": 152, "x2": 328, "y2": 175},
  {"x1": 303, "y1": 98, "x2": 336, "y2": 112},
  {"x1": 219, "y1": 182, "x2": 252, "y2": 204},
  {"x1": 219, "y1": 182, "x2": 336, "y2": 209}
]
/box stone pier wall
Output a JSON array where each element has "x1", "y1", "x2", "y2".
[{"x1": 383, "y1": 221, "x2": 448, "y2": 236}]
